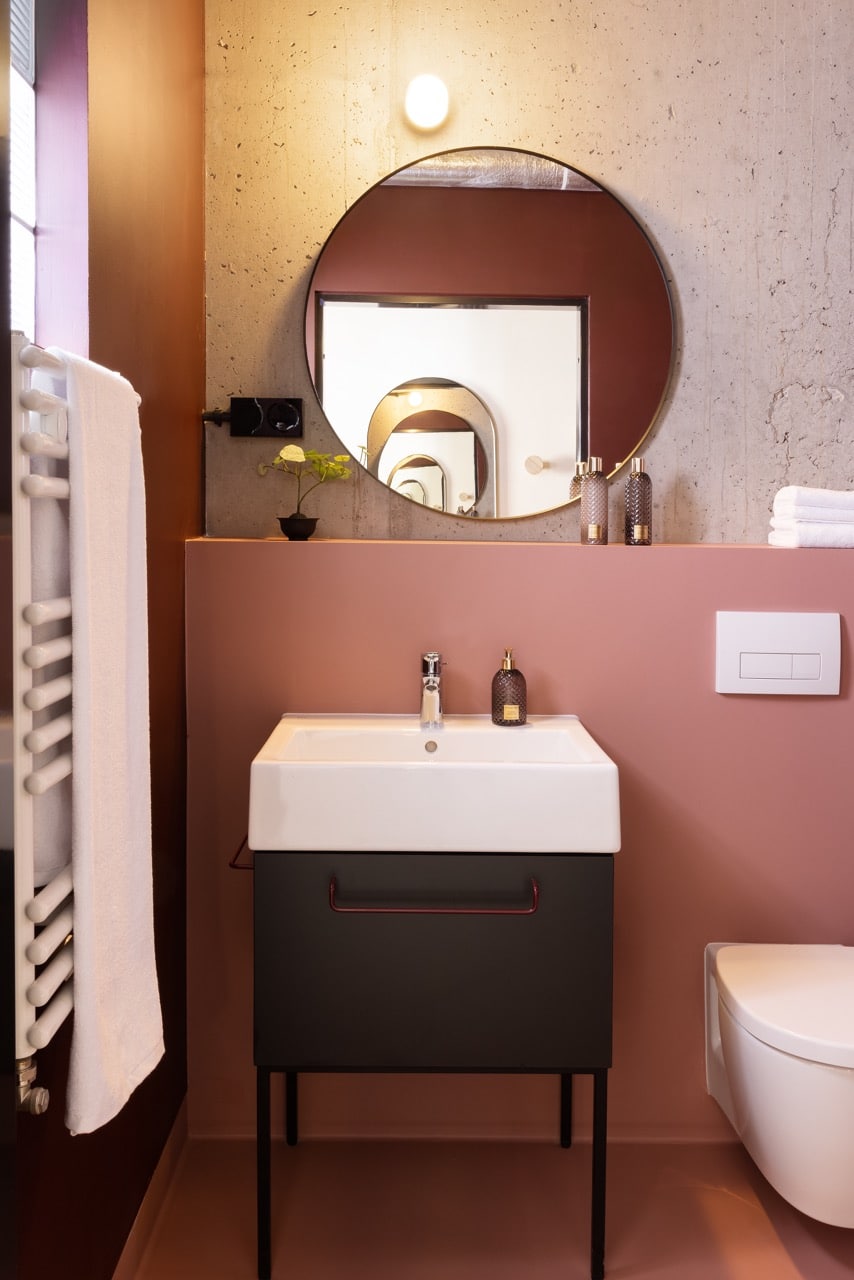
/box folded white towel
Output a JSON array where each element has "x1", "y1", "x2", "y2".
[
  {"x1": 773, "y1": 485, "x2": 854, "y2": 517},
  {"x1": 771, "y1": 513, "x2": 854, "y2": 531},
  {"x1": 47, "y1": 347, "x2": 164, "y2": 1135},
  {"x1": 769, "y1": 522, "x2": 854, "y2": 548},
  {"x1": 772, "y1": 506, "x2": 854, "y2": 525}
]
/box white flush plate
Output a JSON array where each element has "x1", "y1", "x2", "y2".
[{"x1": 715, "y1": 611, "x2": 840, "y2": 695}]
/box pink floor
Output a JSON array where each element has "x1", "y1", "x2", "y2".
[{"x1": 130, "y1": 1139, "x2": 854, "y2": 1279}]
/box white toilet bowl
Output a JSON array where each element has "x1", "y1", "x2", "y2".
[{"x1": 705, "y1": 941, "x2": 854, "y2": 1227}]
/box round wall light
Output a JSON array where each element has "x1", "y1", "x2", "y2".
[{"x1": 404, "y1": 75, "x2": 450, "y2": 131}]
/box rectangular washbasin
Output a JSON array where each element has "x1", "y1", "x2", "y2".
[{"x1": 249, "y1": 714, "x2": 620, "y2": 854}]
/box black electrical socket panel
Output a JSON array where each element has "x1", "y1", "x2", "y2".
[{"x1": 229, "y1": 397, "x2": 303, "y2": 438}]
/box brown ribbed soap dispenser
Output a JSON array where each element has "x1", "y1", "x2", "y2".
[
  {"x1": 492, "y1": 648, "x2": 527, "y2": 726},
  {"x1": 624, "y1": 455, "x2": 652, "y2": 545}
]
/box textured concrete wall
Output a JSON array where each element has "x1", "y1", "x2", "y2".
[{"x1": 204, "y1": 0, "x2": 854, "y2": 544}]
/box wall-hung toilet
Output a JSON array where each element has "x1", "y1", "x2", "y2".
[{"x1": 705, "y1": 941, "x2": 854, "y2": 1227}]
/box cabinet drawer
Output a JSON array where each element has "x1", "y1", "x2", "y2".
[{"x1": 254, "y1": 852, "x2": 613, "y2": 1072}]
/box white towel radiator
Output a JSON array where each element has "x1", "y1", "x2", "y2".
[{"x1": 11, "y1": 331, "x2": 75, "y2": 1115}]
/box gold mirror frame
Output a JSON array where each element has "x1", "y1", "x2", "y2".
[{"x1": 304, "y1": 147, "x2": 675, "y2": 520}]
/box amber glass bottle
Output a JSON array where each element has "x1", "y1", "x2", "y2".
[
  {"x1": 491, "y1": 649, "x2": 527, "y2": 726},
  {"x1": 569, "y1": 459, "x2": 587, "y2": 502},
  {"x1": 624, "y1": 456, "x2": 652, "y2": 545}
]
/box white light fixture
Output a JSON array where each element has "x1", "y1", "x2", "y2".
[{"x1": 404, "y1": 75, "x2": 449, "y2": 131}]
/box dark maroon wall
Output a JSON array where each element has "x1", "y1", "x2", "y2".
[
  {"x1": 14, "y1": 4, "x2": 204, "y2": 1280},
  {"x1": 308, "y1": 184, "x2": 673, "y2": 470}
]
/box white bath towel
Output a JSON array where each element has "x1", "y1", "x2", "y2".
[
  {"x1": 770, "y1": 514, "x2": 854, "y2": 531},
  {"x1": 772, "y1": 506, "x2": 854, "y2": 525},
  {"x1": 48, "y1": 347, "x2": 164, "y2": 1135},
  {"x1": 769, "y1": 522, "x2": 854, "y2": 548},
  {"x1": 773, "y1": 485, "x2": 854, "y2": 518}
]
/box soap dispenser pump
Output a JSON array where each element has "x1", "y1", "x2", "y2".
[{"x1": 492, "y1": 649, "x2": 527, "y2": 726}]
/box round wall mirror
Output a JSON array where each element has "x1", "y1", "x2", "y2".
[{"x1": 304, "y1": 146, "x2": 674, "y2": 521}]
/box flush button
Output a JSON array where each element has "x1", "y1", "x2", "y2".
[
  {"x1": 792, "y1": 652, "x2": 821, "y2": 680},
  {"x1": 716, "y1": 612, "x2": 840, "y2": 695},
  {"x1": 739, "y1": 652, "x2": 792, "y2": 679}
]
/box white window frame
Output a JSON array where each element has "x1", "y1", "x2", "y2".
[{"x1": 10, "y1": 0, "x2": 35, "y2": 335}]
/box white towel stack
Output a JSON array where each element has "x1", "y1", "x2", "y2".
[{"x1": 769, "y1": 486, "x2": 854, "y2": 548}]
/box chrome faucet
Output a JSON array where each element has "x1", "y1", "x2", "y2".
[{"x1": 420, "y1": 651, "x2": 443, "y2": 728}]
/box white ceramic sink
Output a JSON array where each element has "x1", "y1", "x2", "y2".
[{"x1": 249, "y1": 713, "x2": 620, "y2": 854}]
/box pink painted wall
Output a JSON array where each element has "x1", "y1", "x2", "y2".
[{"x1": 186, "y1": 539, "x2": 854, "y2": 1142}]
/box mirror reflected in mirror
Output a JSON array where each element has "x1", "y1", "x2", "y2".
[
  {"x1": 305, "y1": 147, "x2": 674, "y2": 521},
  {"x1": 368, "y1": 378, "x2": 495, "y2": 516},
  {"x1": 386, "y1": 455, "x2": 446, "y2": 510}
]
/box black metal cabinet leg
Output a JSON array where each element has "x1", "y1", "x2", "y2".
[
  {"x1": 560, "y1": 1073, "x2": 573, "y2": 1148},
  {"x1": 590, "y1": 1069, "x2": 608, "y2": 1280},
  {"x1": 285, "y1": 1071, "x2": 298, "y2": 1146},
  {"x1": 257, "y1": 1067, "x2": 272, "y2": 1280}
]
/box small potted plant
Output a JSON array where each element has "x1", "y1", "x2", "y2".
[{"x1": 258, "y1": 444, "x2": 351, "y2": 539}]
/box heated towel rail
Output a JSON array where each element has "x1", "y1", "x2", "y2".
[{"x1": 11, "y1": 331, "x2": 75, "y2": 1114}]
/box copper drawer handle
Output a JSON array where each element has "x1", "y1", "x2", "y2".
[{"x1": 328, "y1": 876, "x2": 540, "y2": 916}]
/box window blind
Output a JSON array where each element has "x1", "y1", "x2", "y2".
[{"x1": 11, "y1": 0, "x2": 34, "y2": 84}]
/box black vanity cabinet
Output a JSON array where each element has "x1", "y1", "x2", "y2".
[{"x1": 253, "y1": 850, "x2": 614, "y2": 1280}]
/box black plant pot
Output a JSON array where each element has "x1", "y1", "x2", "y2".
[{"x1": 278, "y1": 513, "x2": 318, "y2": 541}]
